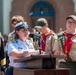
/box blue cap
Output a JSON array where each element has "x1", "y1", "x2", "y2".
[{"x1": 15, "y1": 22, "x2": 29, "y2": 30}]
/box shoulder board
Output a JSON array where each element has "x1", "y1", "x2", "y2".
[{"x1": 11, "y1": 38, "x2": 16, "y2": 43}]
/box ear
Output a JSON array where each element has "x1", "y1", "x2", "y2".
[
  {"x1": 15, "y1": 30, "x2": 19, "y2": 34},
  {"x1": 46, "y1": 24, "x2": 48, "y2": 27}
]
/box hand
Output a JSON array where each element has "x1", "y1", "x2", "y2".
[
  {"x1": 29, "y1": 50, "x2": 39, "y2": 54},
  {"x1": 24, "y1": 50, "x2": 39, "y2": 57},
  {"x1": 53, "y1": 50, "x2": 60, "y2": 55}
]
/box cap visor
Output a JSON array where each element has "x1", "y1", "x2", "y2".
[
  {"x1": 23, "y1": 26, "x2": 29, "y2": 29},
  {"x1": 66, "y1": 15, "x2": 76, "y2": 21},
  {"x1": 35, "y1": 26, "x2": 42, "y2": 29}
]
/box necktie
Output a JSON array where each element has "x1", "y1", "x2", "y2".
[
  {"x1": 41, "y1": 30, "x2": 54, "y2": 51},
  {"x1": 63, "y1": 32, "x2": 75, "y2": 55},
  {"x1": 41, "y1": 34, "x2": 46, "y2": 51}
]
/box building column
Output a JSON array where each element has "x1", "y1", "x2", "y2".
[{"x1": 3, "y1": 0, "x2": 13, "y2": 35}]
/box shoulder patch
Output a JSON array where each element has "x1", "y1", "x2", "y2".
[
  {"x1": 52, "y1": 34, "x2": 58, "y2": 39},
  {"x1": 53, "y1": 35, "x2": 58, "y2": 39}
]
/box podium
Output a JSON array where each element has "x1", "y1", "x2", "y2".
[
  {"x1": 13, "y1": 68, "x2": 69, "y2": 75},
  {"x1": 14, "y1": 54, "x2": 70, "y2": 75}
]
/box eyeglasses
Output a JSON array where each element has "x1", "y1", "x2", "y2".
[{"x1": 66, "y1": 21, "x2": 76, "y2": 25}]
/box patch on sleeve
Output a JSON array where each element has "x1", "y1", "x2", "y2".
[{"x1": 53, "y1": 34, "x2": 58, "y2": 39}]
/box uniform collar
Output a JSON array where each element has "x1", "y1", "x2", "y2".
[
  {"x1": 16, "y1": 39, "x2": 29, "y2": 45},
  {"x1": 66, "y1": 29, "x2": 76, "y2": 34}
]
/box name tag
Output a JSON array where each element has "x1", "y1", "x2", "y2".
[{"x1": 18, "y1": 47, "x2": 23, "y2": 49}]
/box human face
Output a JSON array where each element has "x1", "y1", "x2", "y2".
[
  {"x1": 16, "y1": 28, "x2": 29, "y2": 41},
  {"x1": 66, "y1": 18, "x2": 76, "y2": 33},
  {"x1": 38, "y1": 25, "x2": 47, "y2": 34}
]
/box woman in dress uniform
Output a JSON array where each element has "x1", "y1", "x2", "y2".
[{"x1": 5, "y1": 22, "x2": 38, "y2": 75}]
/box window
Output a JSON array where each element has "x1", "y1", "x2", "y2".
[{"x1": 30, "y1": 1, "x2": 55, "y2": 17}]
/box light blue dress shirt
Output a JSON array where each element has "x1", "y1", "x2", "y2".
[{"x1": 7, "y1": 39, "x2": 34, "y2": 68}]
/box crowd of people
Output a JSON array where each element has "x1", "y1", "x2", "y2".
[{"x1": 0, "y1": 15, "x2": 76, "y2": 75}]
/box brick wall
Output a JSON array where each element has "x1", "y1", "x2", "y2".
[{"x1": 11, "y1": 0, "x2": 75, "y2": 33}]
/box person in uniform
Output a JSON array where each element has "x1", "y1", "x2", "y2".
[
  {"x1": 35, "y1": 18, "x2": 59, "y2": 55},
  {"x1": 0, "y1": 34, "x2": 6, "y2": 74},
  {"x1": 5, "y1": 22, "x2": 39, "y2": 75},
  {"x1": 5, "y1": 15, "x2": 25, "y2": 68},
  {"x1": 57, "y1": 15, "x2": 76, "y2": 75}
]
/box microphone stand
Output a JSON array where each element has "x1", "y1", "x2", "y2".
[{"x1": 38, "y1": 47, "x2": 41, "y2": 54}]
